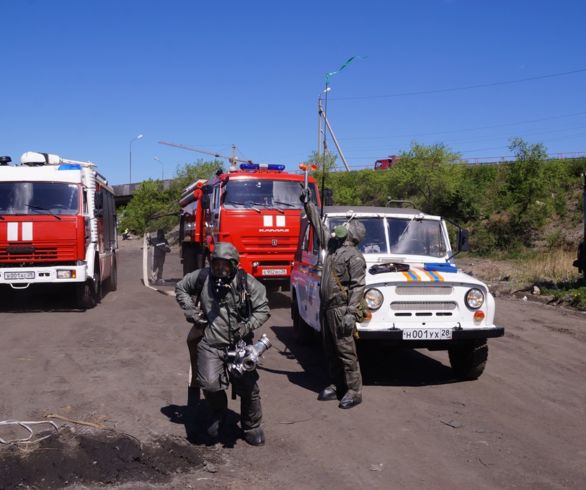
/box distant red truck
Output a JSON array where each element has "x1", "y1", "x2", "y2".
[{"x1": 374, "y1": 155, "x2": 400, "y2": 170}]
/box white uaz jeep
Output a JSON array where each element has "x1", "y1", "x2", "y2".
[{"x1": 290, "y1": 206, "x2": 504, "y2": 380}]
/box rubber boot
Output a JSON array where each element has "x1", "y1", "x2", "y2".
[
  {"x1": 317, "y1": 384, "x2": 338, "y2": 401},
  {"x1": 207, "y1": 413, "x2": 227, "y2": 438},
  {"x1": 339, "y1": 390, "x2": 362, "y2": 409},
  {"x1": 187, "y1": 386, "x2": 201, "y2": 408},
  {"x1": 243, "y1": 427, "x2": 265, "y2": 446},
  {"x1": 204, "y1": 390, "x2": 228, "y2": 438},
  {"x1": 240, "y1": 384, "x2": 262, "y2": 435}
]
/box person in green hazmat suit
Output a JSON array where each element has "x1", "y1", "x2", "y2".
[
  {"x1": 175, "y1": 242, "x2": 270, "y2": 446},
  {"x1": 301, "y1": 189, "x2": 367, "y2": 409}
]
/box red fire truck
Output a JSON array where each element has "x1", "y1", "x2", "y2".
[
  {"x1": 374, "y1": 155, "x2": 400, "y2": 170},
  {"x1": 179, "y1": 163, "x2": 319, "y2": 289},
  {"x1": 0, "y1": 151, "x2": 118, "y2": 308}
]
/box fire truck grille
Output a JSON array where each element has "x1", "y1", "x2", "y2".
[
  {"x1": 240, "y1": 236, "x2": 298, "y2": 252},
  {"x1": 0, "y1": 245, "x2": 77, "y2": 263},
  {"x1": 395, "y1": 286, "x2": 453, "y2": 295}
]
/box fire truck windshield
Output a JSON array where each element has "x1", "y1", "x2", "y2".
[
  {"x1": 224, "y1": 179, "x2": 316, "y2": 209},
  {"x1": 0, "y1": 182, "x2": 80, "y2": 216}
]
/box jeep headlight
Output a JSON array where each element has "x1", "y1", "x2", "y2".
[
  {"x1": 465, "y1": 288, "x2": 484, "y2": 309},
  {"x1": 365, "y1": 288, "x2": 383, "y2": 310}
]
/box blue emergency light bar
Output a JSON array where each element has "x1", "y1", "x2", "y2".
[
  {"x1": 240, "y1": 163, "x2": 286, "y2": 172},
  {"x1": 58, "y1": 164, "x2": 82, "y2": 170}
]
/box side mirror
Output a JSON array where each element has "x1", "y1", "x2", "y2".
[
  {"x1": 323, "y1": 188, "x2": 334, "y2": 206},
  {"x1": 458, "y1": 228, "x2": 469, "y2": 252}
]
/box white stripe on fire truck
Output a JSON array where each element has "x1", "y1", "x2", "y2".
[
  {"x1": 262, "y1": 215, "x2": 287, "y2": 227},
  {"x1": 7, "y1": 222, "x2": 18, "y2": 241},
  {"x1": 22, "y1": 222, "x2": 33, "y2": 241}
]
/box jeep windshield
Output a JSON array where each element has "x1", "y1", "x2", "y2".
[
  {"x1": 223, "y1": 179, "x2": 317, "y2": 209},
  {"x1": 327, "y1": 216, "x2": 447, "y2": 257},
  {"x1": 0, "y1": 182, "x2": 80, "y2": 215}
]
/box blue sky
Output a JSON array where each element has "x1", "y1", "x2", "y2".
[{"x1": 1, "y1": 0, "x2": 585, "y2": 184}]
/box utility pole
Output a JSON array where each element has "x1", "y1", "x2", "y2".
[
  {"x1": 318, "y1": 101, "x2": 350, "y2": 171},
  {"x1": 230, "y1": 144, "x2": 238, "y2": 171},
  {"x1": 317, "y1": 97, "x2": 323, "y2": 159}
]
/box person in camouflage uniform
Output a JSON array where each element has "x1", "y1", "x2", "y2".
[
  {"x1": 302, "y1": 190, "x2": 366, "y2": 409},
  {"x1": 175, "y1": 242, "x2": 270, "y2": 445}
]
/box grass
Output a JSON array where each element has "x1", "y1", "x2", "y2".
[
  {"x1": 513, "y1": 250, "x2": 579, "y2": 286},
  {"x1": 465, "y1": 249, "x2": 586, "y2": 310}
]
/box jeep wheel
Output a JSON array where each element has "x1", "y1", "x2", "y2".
[
  {"x1": 292, "y1": 296, "x2": 314, "y2": 345},
  {"x1": 448, "y1": 339, "x2": 488, "y2": 380}
]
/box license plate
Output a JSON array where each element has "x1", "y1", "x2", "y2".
[
  {"x1": 261, "y1": 268, "x2": 287, "y2": 276},
  {"x1": 402, "y1": 328, "x2": 452, "y2": 340},
  {"x1": 4, "y1": 271, "x2": 35, "y2": 280}
]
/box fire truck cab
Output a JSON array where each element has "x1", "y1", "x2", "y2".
[
  {"x1": 0, "y1": 151, "x2": 117, "y2": 308},
  {"x1": 179, "y1": 163, "x2": 319, "y2": 289},
  {"x1": 374, "y1": 155, "x2": 400, "y2": 170}
]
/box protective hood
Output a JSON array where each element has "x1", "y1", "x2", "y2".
[
  {"x1": 211, "y1": 242, "x2": 240, "y2": 264},
  {"x1": 346, "y1": 220, "x2": 366, "y2": 245}
]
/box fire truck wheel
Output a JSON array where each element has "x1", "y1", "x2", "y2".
[
  {"x1": 448, "y1": 339, "x2": 488, "y2": 380},
  {"x1": 182, "y1": 244, "x2": 203, "y2": 275},
  {"x1": 76, "y1": 266, "x2": 101, "y2": 309},
  {"x1": 292, "y1": 295, "x2": 314, "y2": 346},
  {"x1": 194, "y1": 250, "x2": 205, "y2": 270},
  {"x1": 76, "y1": 280, "x2": 98, "y2": 309},
  {"x1": 182, "y1": 250, "x2": 195, "y2": 276}
]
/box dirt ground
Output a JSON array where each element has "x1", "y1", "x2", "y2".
[{"x1": 1, "y1": 239, "x2": 585, "y2": 489}]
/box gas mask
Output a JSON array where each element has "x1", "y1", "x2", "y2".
[
  {"x1": 210, "y1": 258, "x2": 237, "y2": 295},
  {"x1": 332, "y1": 224, "x2": 349, "y2": 241},
  {"x1": 328, "y1": 223, "x2": 349, "y2": 251}
]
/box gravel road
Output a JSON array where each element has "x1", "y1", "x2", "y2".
[{"x1": 0, "y1": 240, "x2": 585, "y2": 489}]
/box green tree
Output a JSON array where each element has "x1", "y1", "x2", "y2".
[
  {"x1": 393, "y1": 142, "x2": 469, "y2": 219},
  {"x1": 119, "y1": 180, "x2": 171, "y2": 235},
  {"x1": 120, "y1": 159, "x2": 223, "y2": 235},
  {"x1": 306, "y1": 151, "x2": 338, "y2": 204},
  {"x1": 505, "y1": 138, "x2": 547, "y2": 214},
  {"x1": 307, "y1": 150, "x2": 337, "y2": 173},
  {"x1": 169, "y1": 159, "x2": 223, "y2": 196},
  {"x1": 500, "y1": 138, "x2": 548, "y2": 246}
]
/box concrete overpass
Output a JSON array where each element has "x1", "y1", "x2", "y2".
[{"x1": 113, "y1": 180, "x2": 174, "y2": 207}]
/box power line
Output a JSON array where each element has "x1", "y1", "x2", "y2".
[
  {"x1": 338, "y1": 110, "x2": 586, "y2": 141},
  {"x1": 331, "y1": 68, "x2": 586, "y2": 101},
  {"x1": 443, "y1": 124, "x2": 586, "y2": 147}
]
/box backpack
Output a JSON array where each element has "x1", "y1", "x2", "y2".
[{"x1": 192, "y1": 267, "x2": 252, "y2": 321}]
